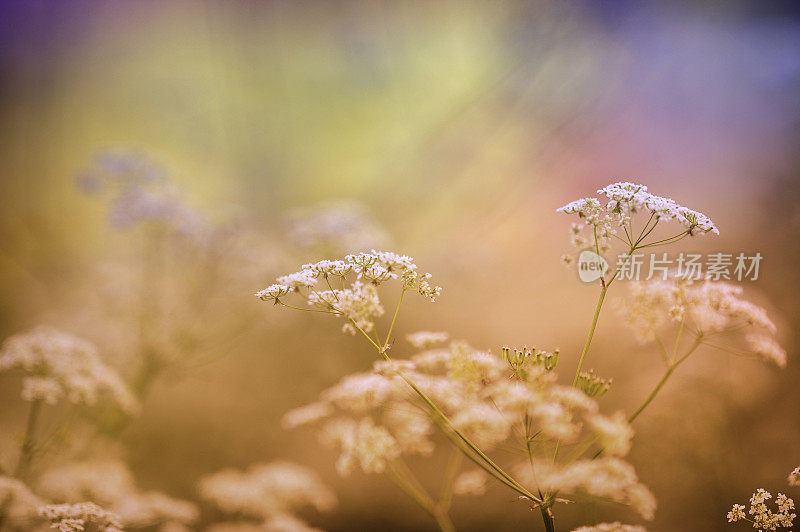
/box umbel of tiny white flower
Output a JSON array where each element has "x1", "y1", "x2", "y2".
[
  {"x1": 37, "y1": 459, "x2": 199, "y2": 529},
  {"x1": 789, "y1": 466, "x2": 800, "y2": 487},
  {"x1": 0, "y1": 326, "x2": 139, "y2": 414},
  {"x1": 283, "y1": 340, "x2": 651, "y2": 519},
  {"x1": 616, "y1": 275, "x2": 787, "y2": 368},
  {"x1": 38, "y1": 502, "x2": 124, "y2": 532},
  {"x1": 255, "y1": 250, "x2": 441, "y2": 335},
  {"x1": 198, "y1": 460, "x2": 336, "y2": 531},
  {"x1": 727, "y1": 488, "x2": 795, "y2": 530},
  {"x1": 557, "y1": 182, "x2": 718, "y2": 267},
  {"x1": 571, "y1": 523, "x2": 647, "y2": 532}
]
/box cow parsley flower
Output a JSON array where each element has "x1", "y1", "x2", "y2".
[
  {"x1": 727, "y1": 489, "x2": 795, "y2": 530},
  {"x1": 406, "y1": 331, "x2": 449, "y2": 349},
  {"x1": 284, "y1": 199, "x2": 389, "y2": 255},
  {"x1": 38, "y1": 459, "x2": 199, "y2": 529},
  {"x1": 558, "y1": 182, "x2": 718, "y2": 269},
  {"x1": 789, "y1": 467, "x2": 800, "y2": 487},
  {"x1": 256, "y1": 250, "x2": 441, "y2": 334},
  {"x1": 453, "y1": 470, "x2": 488, "y2": 496},
  {"x1": 198, "y1": 461, "x2": 336, "y2": 520},
  {"x1": 516, "y1": 458, "x2": 657, "y2": 520},
  {"x1": 616, "y1": 277, "x2": 785, "y2": 367},
  {"x1": 0, "y1": 326, "x2": 139, "y2": 414},
  {"x1": 38, "y1": 502, "x2": 124, "y2": 532},
  {"x1": 571, "y1": 523, "x2": 647, "y2": 532}
]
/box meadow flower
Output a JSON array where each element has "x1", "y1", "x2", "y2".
[
  {"x1": 256, "y1": 250, "x2": 440, "y2": 334},
  {"x1": 79, "y1": 151, "x2": 210, "y2": 242},
  {"x1": 284, "y1": 200, "x2": 389, "y2": 255},
  {"x1": 113, "y1": 491, "x2": 199, "y2": 529},
  {"x1": 264, "y1": 512, "x2": 325, "y2": 532},
  {"x1": 198, "y1": 461, "x2": 336, "y2": 519},
  {"x1": 571, "y1": 523, "x2": 647, "y2": 532},
  {"x1": 38, "y1": 502, "x2": 123, "y2": 532},
  {"x1": 727, "y1": 489, "x2": 795, "y2": 530},
  {"x1": 453, "y1": 470, "x2": 488, "y2": 496},
  {"x1": 322, "y1": 417, "x2": 401, "y2": 475},
  {"x1": 37, "y1": 460, "x2": 136, "y2": 506},
  {"x1": 518, "y1": 458, "x2": 657, "y2": 520},
  {"x1": 558, "y1": 182, "x2": 718, "y2": 268},
  {"x1": 406, "y1": 331, "x2": 449, "y2": 349},
  {"x1": 38, "y1": 459, "x2": 199, "y2": 529},
  {"x1": 789, "y1": 467, "x2": 800, "y2": 487},
  {"x1": 616, "y1": 277, "x2": 785, "y2": 367},
  {"x1": 0, "y1": 326, "x2": 139, "y2": 414}
]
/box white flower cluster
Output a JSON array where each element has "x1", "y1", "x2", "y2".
[
  {"x1": 727, "y1": 489, "x2": 795, "y2": 530},
  {"x1": 616, "y1": 277, "x2": 786, "y2": 367},
  {"x1": 256, "y1": 251, "x2": 441, "y2": 334},
  {"x1": 452, "y1": 470, "x2": 488, "y2": 496},
  {"x1": 37, "y1": 459, "x2": 199, "y2": 529},
  {"x1": 557, "y1": 181, "x2": 718, "y2": 256},
  {"x1": 406, "y1": 331, "x2": 449, "y2": 349},
  {"x1": 789, "y1": 466, "x2": 800, "y2": 487},
  {"x1": 571, "y1": 523, "x2": 647, "y2": 532},
  {"x1": 516, "y1": 458, "x2": 656, "y2": 520},
  {"x1": 38, "y1": 502, "x2": 123, "y2": 532},
  {"x1": 198, "y1": 461, "x2": 336, "y2": 529},
  {"x1": 284, "y1": 200, "x2": 390, "y2": 255},
  {"x1": 78, "y1": 151, "x2": 210, "y2": 242},
  {"x1": 284, "y1": 340, "x2": 649, "y2": 518},
  {"x1": 0, "y1": 327, "x2": 139, "y2": 413}
]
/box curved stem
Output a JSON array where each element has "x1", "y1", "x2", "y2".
[{"x1": 350, "y1": 318, "x2": 541, "y2": 503}]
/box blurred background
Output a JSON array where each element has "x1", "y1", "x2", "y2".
[{"x1": 1, "y1": 0, "x2": 799, "y2": 530}]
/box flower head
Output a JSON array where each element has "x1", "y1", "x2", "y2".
[
  {"x1": 0, "y1": 326, "x2": 139, "y2": 414},
  {"x1": 256, "y1": 250, "x2": 441, "y2": 334}
]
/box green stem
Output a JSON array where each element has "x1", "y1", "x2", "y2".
[
  {"x1": 438, "y1": 448, "x2": 463, "y2": 511},
  {"x1": 350, "y1": 319, "x2": 540, "y2": 503},
  {"x1": 383, "y1": 287, "x2": 406, "y2": 351},
  {"x1": 387, "y1": 461, "x2": 455, "y2": 532},
  {"x1": 14, "y1": 399, "x2": 42, "y2": 480},
  {"x1": 628, "y1": 338, "x2": 701, "y2": 423},
  {"x1": 541, "y1": 508, "x2": 556, "y2": 532},
  {"x1": 571, "y1": 285, "x2": 608, "y2": 387}
]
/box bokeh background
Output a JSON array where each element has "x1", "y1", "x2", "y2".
[{"x1": 1, "y1": 1, "x2": 800, "y2": 530}]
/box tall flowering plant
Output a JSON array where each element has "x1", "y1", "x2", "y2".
[{"x1": 258, "y1": 182, "x2": 788, "y2": 531}]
